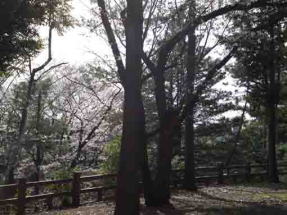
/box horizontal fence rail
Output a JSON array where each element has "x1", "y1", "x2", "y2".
[{"x1": 0, "y1": 162, "x2": 286, "y2": 215}]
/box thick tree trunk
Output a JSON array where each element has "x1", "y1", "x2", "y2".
[
  {"x1": 184, "y1": 106, "x2": 197, "y2": 190},
  {"x1": 114, "y1": 0, "x2": 143, "y2": 214},
  {"x1": 115, "y1": 90, "x2": 145, "y2": 215},
  {"x1": 184, "y1": 0, "x2": 197, "y2": 191},
  {"x1": 152, "y1": 110, "x2": 179, "y2": 205},
  {"x1": 267, "y1": 102, "x2": 279, "y2": 183}
]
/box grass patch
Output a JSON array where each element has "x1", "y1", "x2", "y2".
[{"x1": 253, "y1": 192, "x2": 287, "y2": 201}]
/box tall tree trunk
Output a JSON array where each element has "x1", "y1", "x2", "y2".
[
  {"x1": 152, "y1": 110, "x2": 179, "y2": 205},
  {"x1": 184, "y1": 0, "x2": 197, "y2": 191},
  {"x1": 184, "y1": 106, "x2": 196, "y2": 190},
  {"x1": 267, "y1": 100, "x2": 279, "y2": 183},
  {"x1": 115, "y1": 0, "x2": 144, "y2": 214},
  {"x1": 267, "y1": 26, "x2": 279, "y2": 183}
]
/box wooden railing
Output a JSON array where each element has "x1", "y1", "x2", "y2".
[
  {"x1": 0, "y1": 162, "x2": 286, "y2": 215},
  {"x1": 0, "y1": 173, "x2": 117, "y2": 215}
]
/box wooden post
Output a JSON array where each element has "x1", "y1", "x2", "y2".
[
  {"x1": 245, "y1": 163, "x2": 251, "y2": 182},
  {"x1": 232, "y1": 174, "x2": 237, "y2": 183},
  {"x1": 265, "y1": 162, "x2": 269, "y2": 180},
  {"x1": 17, "y1": 178, "x2": 26, "y2": 215},
  {"x1": 98, "y1": 189, "x2": 103, "y2": 202},
  {"x1": 72, "y1": 172, "x2": 81, "y2": 207},
  {"x1": 217, "y1": 163, "x2": 224, "y2": 184},
  {"x1": 46, "y1": 196, "x2": 53, "y2": 210},
  {"x1": 226, "y1": 167, "x2": 230, "y2": 177},
  {"x1": 173, "y1": 174, "x2": 178, "y2": 188}
]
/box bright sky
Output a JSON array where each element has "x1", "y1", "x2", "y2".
[
  {"x1": 1, "y1": 0, "x2": 245, "y2": 120},
  {"x1": 37, "y1": 0, "x2": 244, "y2": 97},
  {"x1": 37, "y1": 0, "x2": 110, "y2": 66}
]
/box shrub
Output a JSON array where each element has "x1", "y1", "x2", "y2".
[{"x1": 100, "y1": 136, "x2": 121, "y2": 174}]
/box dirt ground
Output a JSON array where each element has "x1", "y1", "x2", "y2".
[{"x1": 37, "y1": 183, "x2": 287, "y2": 215}]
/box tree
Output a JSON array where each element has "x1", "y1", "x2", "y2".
[
  {"x1": 0, "y1": 0, "x2": 40, "y2": 75},
  {"x1": 226, "y1": 7, "x2": 287, "y2": 182},
  {"x1": 0, "y1": 0, "x2": 73, "y2": 76},
  {"x1": 87, "y1": 0, "x2": 287, "y2": 211},
  {"x1": 58, "y1": 66, "x2": 122, "y2": 169},
  {"x1": 184, "y1": 0, "x2": 197, "y2": 191},
  {"x1": 141, "y1": 1, "x2": 236, "y2": 204},
  {"x1": 114, "y1": 0, "x2": 144, "y2": 214},
  {"x1": 3, "y1": 0, "x2": 73, "y2": 184}
]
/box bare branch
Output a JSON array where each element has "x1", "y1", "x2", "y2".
[
  {"x1": 97, "y1": 0, "x2": 126, "y2": 83},
  {"x1": 33, "y1": 26, "x2": 53, "y2": 74},
  {"x1": 180, "y1": 47, "x2": 237, "y2": 122}
]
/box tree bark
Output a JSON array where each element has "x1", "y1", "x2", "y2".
[
  {"x1": 267, "y1": 26, "x2": 279, "y2": 183},
  {"x1": 152, "y1": 110, "x2": 179, "y2": 205},
  {"x1": 114, "y1": 0, "x2": 144, "y2": 214},
  {"x1": 184, "y1": 106, "x2": 196, "y2": 190},
  {"x1": 184, "y1": 0, "x2": 197, "y2": 191}
]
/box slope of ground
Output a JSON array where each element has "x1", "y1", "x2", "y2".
[{"x1": 38, "y1": 184, "x2": 287, "y2": 215}]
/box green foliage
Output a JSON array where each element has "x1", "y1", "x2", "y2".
[
  {"x1": 241, "y1": 121, "x2": 267, "y2": 163},
  {"x1": 172, "y1": 155, "x2": 184, "y2": 170},
  {"x1": 0, "y1": 0, "x2": 73, "y2": 76},
  {"x1": 100, "y1": 136, "x2": 121, "y2": 174},
  {"x1": 50, "y1": 168, "x2": 74, "y2": 180},
  {"x1": 278, "y1": 144, "x2": 287, "y2": 160},
  {"x1": 48, "y1": 168, "x2": 79, "y2": 207}
]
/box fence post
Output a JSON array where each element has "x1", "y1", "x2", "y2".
[
  {"x1": 217, "y1": 163, "x2": 224, "y2": 184},
  {"x1": 46, "y1": 196, "x2": 53, "y2": 210},
  {"x1": 98, "y1": 189, "x2": 103, "y2": 202},
  {"x1": 226, "y1": 167, "x2": 230, "y2": 177},
  {"x1": 265, "y1": 162, "x2": 269, "y2": 180},
  {"x1": 245, "y1": 163, "x2": 251, "y2": 182},
  {"x1": 17, "y1": 178, "x2": 26, "y2": 215},
  {"x1": 72, "y1": 172, "x2": 81, "y2": 207}
]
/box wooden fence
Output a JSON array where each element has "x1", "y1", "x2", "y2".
[{"x1": 0, "y1": 162, "x2": 287, "y2": 215}]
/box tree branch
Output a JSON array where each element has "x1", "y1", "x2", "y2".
[
  {"x1": 33, "y1": 26, "x2": 53, "y2": 73},
  {"x1": 97, "y1": 0, "x2": 126, "y2": 84},
  {"x1": 159, "y1": 0, "x2": 287, "y2": 67},
  {"x1": 180, "y1": 47, "x2": 237, "y2": 122}
]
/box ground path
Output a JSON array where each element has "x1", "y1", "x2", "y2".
[{"x1": 38, "y1": 183, "x2": 287, "y2": 215}]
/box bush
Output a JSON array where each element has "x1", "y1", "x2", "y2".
[
  {"x1": 100, "y1": 136, "x2": 121, "y2": 174},
  {"x1": 48, "y1": 168, "x2": 79, "y2": 207}
]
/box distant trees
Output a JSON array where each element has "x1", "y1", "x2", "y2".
[
  {"x1": 57, "y1": 66, "x2": 122, "y2": 169},
  {"x1": 2, "y1": 0, "x2": 74, "y2": 183},
  {"x1": 0, "y1": 64, "x2": 122, "y2": 185},
  {"x1": 0, "y1": 77, "x2": 72, "y2": 188},
  {"x1": 226, "y1": 6, "x2": 287, "y2": 182}
]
